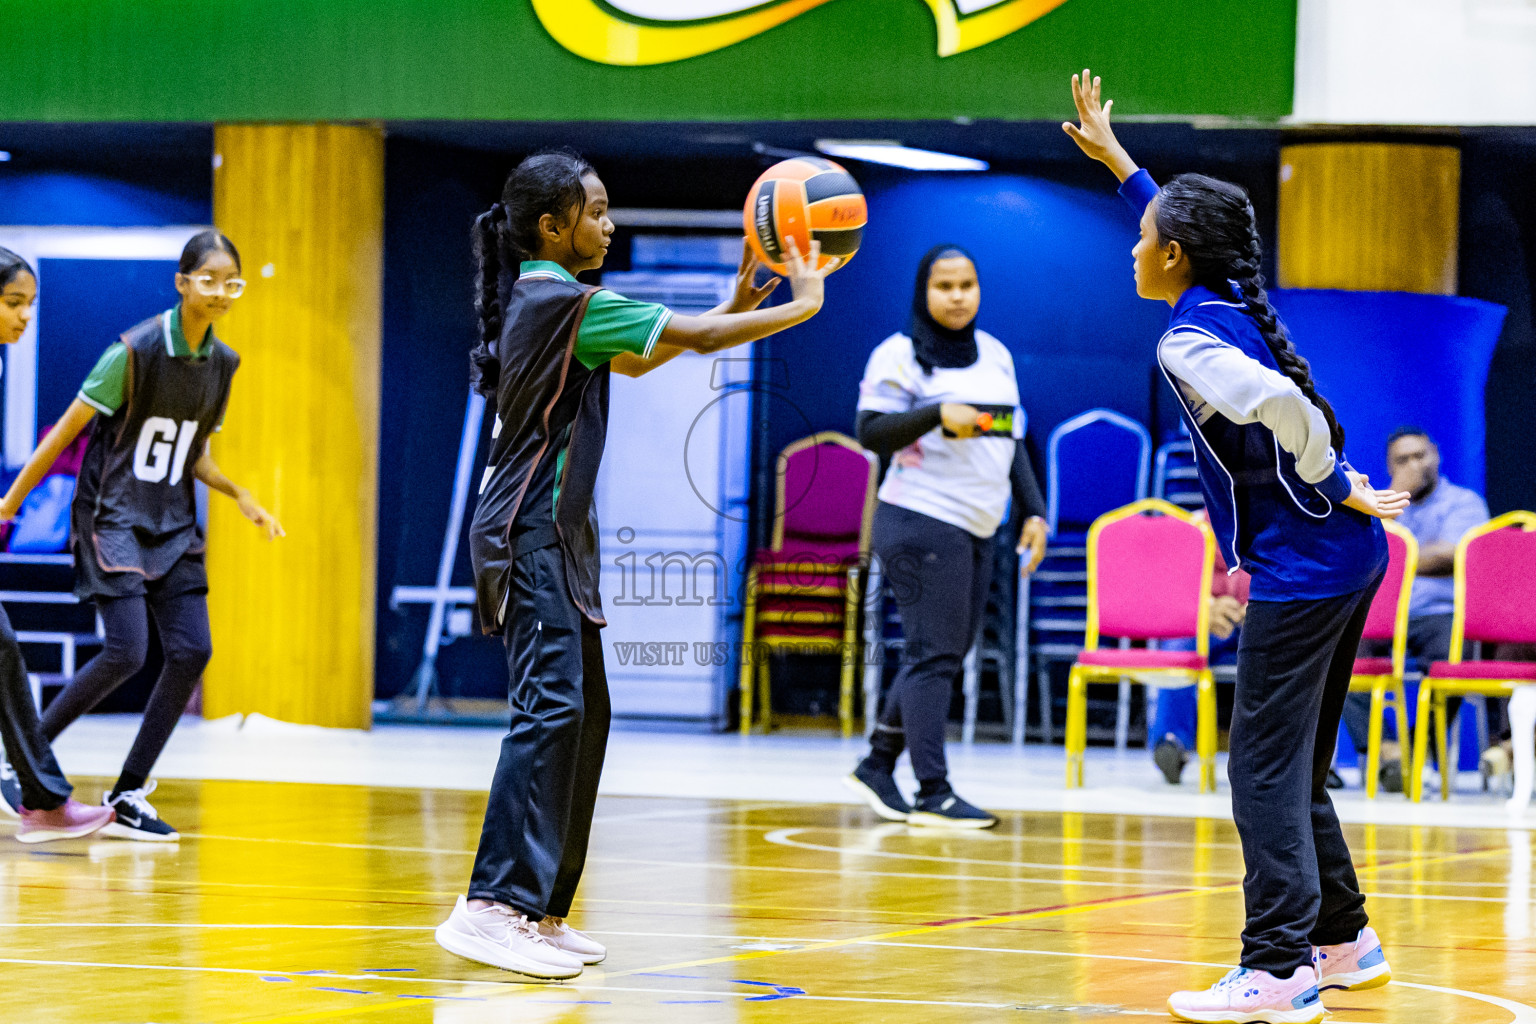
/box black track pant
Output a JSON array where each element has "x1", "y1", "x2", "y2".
[
  {"x1": 0, "y1": 604, "x2": 72, "y2": 811},
  {"x1": 468, "y1": 541, "x2": 611, "y2": 920},
  {"x1": 41, "y1": 591, "x2": 212, "y2": 783},
  {"x1": 864, "y1": 501, "x2": 994, "y2": 795},
  {"x1": 1230, "y1": 574, "x2": 1382, "y2": 974}
]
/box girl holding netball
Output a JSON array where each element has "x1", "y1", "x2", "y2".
[
  {"x1": 0, "y1": 248, "x2": 117, "y2": 843},
  {"x1": 436, "y1": 150, "x2": 836, "y2": 979},
  {"x1": 0, "y1": 231, "x2": 283, "y2": 843},
  {"x1": 1065, "y1": 72, "x2": 1406, "y2": 1024}
]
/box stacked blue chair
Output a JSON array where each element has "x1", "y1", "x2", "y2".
[{"x1": 1152, "y1": 421, "x2": 1202, "y2": 512}]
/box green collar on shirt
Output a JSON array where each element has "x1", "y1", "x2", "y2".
[
  {"x1": 519, "y1": 260, "x2": 578, "y2": 283},
  {"x1": 166, "y1": 305, "x2": 214, "y2": 361}
]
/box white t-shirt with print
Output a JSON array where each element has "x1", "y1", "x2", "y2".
[{"x1": 857, "y1": 330, "x2": 1022, "y2": 539}]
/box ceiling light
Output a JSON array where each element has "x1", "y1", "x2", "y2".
[
  {"x1": 814, "y1": 139, "x2": 987, "y2": 172},
  {"x1": 0, "y1": 152, "x2": 11, "y2": 162}
]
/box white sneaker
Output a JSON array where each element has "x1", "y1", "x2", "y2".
[
  {"x1": 435, "y1": 896, "x2": 583, "y2": 979},
  {"x1": 538, "y1": 916, "x2": 606, "y2": 964}
]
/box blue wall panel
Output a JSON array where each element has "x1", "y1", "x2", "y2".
[
  {"x1": 35, "y1": 258, "x2": 179, "y2": 428},
  {"x1": 0, "y1": 171, "x2": 207, "y2": 227},
  {"x1": 1270, "y1": 289, "x2": 1506, "y2": 495}
]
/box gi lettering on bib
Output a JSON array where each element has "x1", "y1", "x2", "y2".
[{"x1": 132, "y1": 417, "x2": 200, "y2": 485}]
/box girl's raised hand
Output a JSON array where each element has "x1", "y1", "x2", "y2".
[
  {"x1": 782, "y1": 238, "x2": 839, "y2": 313},
  {"x1": 1341, "y1": 470, "x2": 1411, "y2": 521},
  {"x1": 728, "y1": 239, "x2": 781, "y2": 313},
  {"x1": 1062, "y1": 69, "x2": 1138, "y2": 181}
]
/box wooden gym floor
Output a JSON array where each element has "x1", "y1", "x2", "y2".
[{"x1": 2, "y1": 778, "x2": 1534, "y2": 1023}]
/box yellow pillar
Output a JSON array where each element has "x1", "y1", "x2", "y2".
[
  {"x1": 1277, "y1": 142, "x2": 1459, "y2": 295},
  {"x1": 204, "y1": 124, "x2": 383, "y2": 728}
]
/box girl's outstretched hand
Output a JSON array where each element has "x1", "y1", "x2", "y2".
[
  {"x1": 783, "y1": 238, "x2": 839, "y2": 314},
  {"x1": 1062, "y1": 69, "x2": 1139, "y2": 182},
  {"x1": 727, "y1": 239, "x2": 780, "y2": 313},
  {"x1": 238, "y1": 490, "x2": 286, "y2": 540},
  {"x1": 1341, "y1": 470, "x2": 1411, "y2": 520}
]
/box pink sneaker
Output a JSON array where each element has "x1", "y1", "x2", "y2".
[
  {"x1": 1167, "y1": 965, "x2": 1324, "y2": 1024},
  {"x1": 16, "y1": 799, "x2": 115, "y2": 844},
  {"x1": 1313, "y1": 926, "x2": 1391, "y2": 992}
]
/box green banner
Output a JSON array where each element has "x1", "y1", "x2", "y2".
[{"x1": 0, "y1": 0, "x2": 1294, "y2": 122}]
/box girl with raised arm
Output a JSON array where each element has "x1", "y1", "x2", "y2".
[{"x1": 1065, "y1": 71, "x2": 1407, "y2": 1024}]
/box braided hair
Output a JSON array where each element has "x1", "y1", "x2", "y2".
[
  {"x1": 0, "y1": 245, "x2": 35, "y2": 290},
  {"x1": 470, "y1": 149, "x2": 597, "y2": 398},
  {"x1": 1154, "y1": 173, "x2": 1346, "y2": 453}
]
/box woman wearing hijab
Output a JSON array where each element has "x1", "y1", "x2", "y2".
[{"x1": 843, "y1": 246, "x2": 1048, "y2": 828}]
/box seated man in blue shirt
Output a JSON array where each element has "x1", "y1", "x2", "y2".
[{"x1": 1341, "y1": 427, "x2": 1490, "y2": 792}]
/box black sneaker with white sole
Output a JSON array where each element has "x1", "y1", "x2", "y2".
[
  {"x1": 0, "y1": 761, "x2": 22, "y2": 819},
  {"x1": 908, "y1": 790, "x2": 997, "y2": 829},
  {"x1": 102, "y1": 782, "x2": 179, "y2": 841},
  {"x1": 843, "y1": 762, "x2": 912, "y2": 821}
]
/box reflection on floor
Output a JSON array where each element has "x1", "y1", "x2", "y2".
[{"x1": 2, "y1": 774, "x2": 1535, "y2": 1023}]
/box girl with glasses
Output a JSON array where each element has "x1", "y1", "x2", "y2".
[{"x1": 0, "y1": 230, "x2": 283, "y2": 841}]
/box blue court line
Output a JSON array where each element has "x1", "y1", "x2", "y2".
[
  {"x1": 260, "y1": 977, "x2": 291, "y2": 983},
  {"x1": 363, "y1": 968, "x2": 416, "y2": 972},
  {"x1": 659, "y1": 1000, "x2": 724, "y2": 1005},
  {"x1": 732, "y1": 979, "x2": 806, "y2": 1001},
  {"x1": 313, "y1": 987, "x2": 373, "y2": 995}
]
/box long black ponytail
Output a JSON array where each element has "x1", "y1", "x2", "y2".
[
  {"x1": 0, "y1": 246, "x2": 35, "y2": 290},
  {"x1": 470, "y1": 149, "x2": 597, "y2": 398},
  {"x1": 1154, "y1": 173, "x2": 1346, "y2": 453}
]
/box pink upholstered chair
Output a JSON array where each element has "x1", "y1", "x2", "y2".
[
  {"x1": 1411, "y1": 511, "x2": 1536, "y2": 802},
  {"x1": 739, "y1": 432, "x2": 877, "y2": 736},
  {"x1": 1347, "y1": 520, "x2": 1418, "y2": 798},
  {"x1": 1065, "y1": 499, "x2": 1217, "y2": 791}
]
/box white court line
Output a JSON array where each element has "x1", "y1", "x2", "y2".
[
  {"x1": 172, "y1": 833, "x2": 1137, "y2": 889},
  {"x1": 590, "y1": 800, "x2": 806, "y2": 823},
  {"x1": 0, "y1": 923, "x2": 434, "y2": 930},
  {"x1": 1364, "y1": 891, "x2": 1536, "y2": 905},
  {"x1": 764, "y1": 827, "x2": 1218, "y2": 880},
  {"x1": 863, "y1": 941, "x2": 1536, "y2": 1022},
  {"x1": 1367, "y1": 878, "x2": 1527, "y2": 890},
  {"x1": 0, "y1": 924, "x2": 839, "y2": 944}
]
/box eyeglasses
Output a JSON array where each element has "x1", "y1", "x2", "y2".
[{"x1": 183, "y1": 274, "x2": 246, "y2": 298}]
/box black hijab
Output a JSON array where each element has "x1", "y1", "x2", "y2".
[{"x1": 909, "y1": 244, "x2": 979, "y2": 374}]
